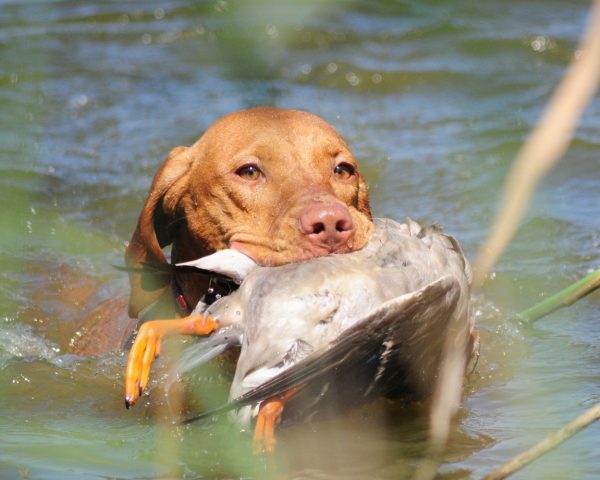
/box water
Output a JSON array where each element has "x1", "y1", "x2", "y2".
[{"x1": 1, "y1": 0, "x2": 599, "y2": 478}]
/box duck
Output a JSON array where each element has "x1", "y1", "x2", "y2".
[{"x1": 175, "y1": 218, "x2": 478, "y2": 453}]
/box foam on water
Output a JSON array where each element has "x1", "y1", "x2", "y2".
[{"x1": 0, "y1": 321, "x2": 58, "y2": 366}]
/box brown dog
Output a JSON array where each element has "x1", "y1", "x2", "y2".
[{"x1": 124, "y1": 107, "x2": 375, "y2": 407}]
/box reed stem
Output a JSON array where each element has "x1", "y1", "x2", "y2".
[
  {"x1": 516, "y1": 268, "x2": 600, "y2": 323},
  {"x1": 483, "y1": 402, "x2": 600, "y2": 480}
]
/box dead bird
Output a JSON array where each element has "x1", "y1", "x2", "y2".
[{"x1": 171, "y1": 218, "x2": 478, "y2": 453}]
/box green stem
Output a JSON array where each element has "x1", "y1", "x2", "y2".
[{"x1": 516, "y1": 268, "x2": 600, "y2": 323}]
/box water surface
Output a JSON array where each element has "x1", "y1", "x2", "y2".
[{"x1": 1, "y1": 1, "x2": 599, "y2": 479}]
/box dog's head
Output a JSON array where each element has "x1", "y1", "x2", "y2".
[{"x1": 126, "y1": 107, "x2": 374, "y2": 317}]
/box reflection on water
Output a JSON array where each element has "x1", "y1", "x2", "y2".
[{"x1": 1, "y1": 0, "x2": 599, "y2": 478}]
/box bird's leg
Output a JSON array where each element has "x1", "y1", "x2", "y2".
[
  {"x1": 124, "y1": 314, "x2": 218, "y2": 408},
  {"x1": 252, "y1": 386, "x2": 302, "y2": 454}
]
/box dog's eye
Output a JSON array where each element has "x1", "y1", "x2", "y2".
[
  {"x1": 236, "y1": 164, "x2": 262, "y2": 181},
  {"x1": 334, "y1": 162, "x2": 355, "y2": 180}
]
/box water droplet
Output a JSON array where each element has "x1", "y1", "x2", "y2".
[
  {"x1": 300, "y1": 64, "x2": 312, "y2": 75},
  {"x1": 345, "y1": 72, "x2": 360, "y2": 86},
  {"x1": 265, "y1": 24, "x2": 279, "y2": 39},
  {"x1": 142, "y1": 33, "x2": 152, "y2": 45},
  {"x1": 326, "y1": 62, "x2": 338, "y2": 74},
  {"x1": 531, "y1": 35, "x2": 548, "y2": 52},
  {"x1": 154, "y1": 8, "x2": 165, "y2": 20},
  {"x1": 80, "y1": 94, "x2": 88, "y2": 106}
]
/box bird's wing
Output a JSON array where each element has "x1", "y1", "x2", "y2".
[{"x1": 183, "y1": 275, "x2": 460, "y2": 424}]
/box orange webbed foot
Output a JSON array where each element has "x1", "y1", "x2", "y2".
[
  {"x1": 124, "y1": 315, "x2": 218, "y2": 408},
  {"x1": 251, "y1": 386, "x2": 302, "y2": 454},
  {"x1": 252, "y1": 399, "x2": 284, "y2": 454}
]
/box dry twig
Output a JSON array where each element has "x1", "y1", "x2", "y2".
[
  {"x1": 472, "y1": 0, "x2": 600, "y2": 289},
  {"x1": 484, "y1": 402, "x2": 600, "y2": 480},
  {"x1": 414, "y1": 2, "x2": 600, "y2": 478}
]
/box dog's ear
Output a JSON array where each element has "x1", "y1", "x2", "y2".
[
  {"x1": 125, "y1": 146, "x2": 193, "y2": 318},
  {"x1": 356, "y1": 171, "x2": 372, "y2": 220}
]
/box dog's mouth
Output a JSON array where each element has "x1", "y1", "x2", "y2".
[
  {"x1": 229, "y1": 240, "x2": 325, "y2": 266},
  {"x1": 230, "y1": 234, "x2": 369, "y2": 267}
]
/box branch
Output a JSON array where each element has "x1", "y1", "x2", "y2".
[{"x1": 483, "y1": 402, "x2": 600, "y2": 480}]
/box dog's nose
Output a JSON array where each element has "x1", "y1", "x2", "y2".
[{"x1": 299, "y1": 202, "x2": 355, "y2": 252}]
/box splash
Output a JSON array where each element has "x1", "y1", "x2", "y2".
[{"x1": 0, "y1": 320, "x2": 59, "y2": 367}]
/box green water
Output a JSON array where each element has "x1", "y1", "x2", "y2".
[{"x1": 1, "y1": 0, "x2": 599, "y2": 478}]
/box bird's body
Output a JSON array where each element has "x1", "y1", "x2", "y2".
[{"x1": 182, "y1": 218, "x2": 475, "y2": 427}]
